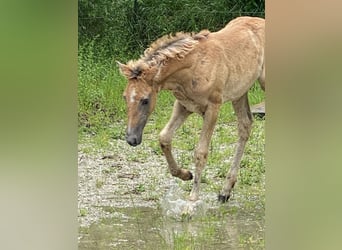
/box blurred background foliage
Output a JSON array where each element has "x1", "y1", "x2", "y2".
[{"x1": 78, "y1": 0, "x2": 265, "y2": 60}]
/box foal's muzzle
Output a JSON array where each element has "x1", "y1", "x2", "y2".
[
  {"x1": 125, "y1": 117, "x2": 147, "y2": 147},
  {"x1": 126, "y1": 132, "x2": 142, "y2": 147}
]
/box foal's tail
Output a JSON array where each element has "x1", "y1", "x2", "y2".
[{"x1": 258, "y1": 62, "x2": 265, "y2": 91}]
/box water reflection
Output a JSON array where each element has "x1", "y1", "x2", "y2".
[
  {"x1": 79, "y1": 205, "x2": 264, "y2": 249},
  {"x1": 79, "y1": 180, "x2": 264, "y2": 249}
]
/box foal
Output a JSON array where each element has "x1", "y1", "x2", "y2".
[{"x1": 118, "y1": 16, "x2": 265, "y2": 203}]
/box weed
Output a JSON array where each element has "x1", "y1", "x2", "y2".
[
  {"x1": 173, "y1": 231, "x2": 195, "y2": 250},
  {"x1": 102, "y1": 206, "x2": 116, "y2": 213},
  {"x1": 79, "y1": 208, "x2": 88, "y2": 217},
  {"x1": 95, "y1": 179, "x2": 104, "y2": 189},
  {"x1": 239, "y1": 233, "x2": 265, "y2": 249},
  {"x1": 134, "y1": 184, "x2": 146, "y2": 193}
]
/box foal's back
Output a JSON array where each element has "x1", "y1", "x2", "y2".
[
  {"x1": 215, "y1": 16, "x2": 264, "y2": 53},
  {"x1": 198, "y1": 16, "x2": 265, "y2": 102}
]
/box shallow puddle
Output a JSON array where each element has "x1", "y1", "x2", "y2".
[{"x1": 79, "y1": 201, "x2": 264, "y2": 249}]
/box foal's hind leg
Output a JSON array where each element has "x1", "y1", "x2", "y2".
[
  {"x1": 218, "y1": 93, "x2": 253, "y2": 202},
  {"x1": 159, "y1": 101, "x2": 193, "y2": 180}
]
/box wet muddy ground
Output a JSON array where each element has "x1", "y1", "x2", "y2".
[{"x1": 78, "y1": 124, "x2": 265, "y2": 249}]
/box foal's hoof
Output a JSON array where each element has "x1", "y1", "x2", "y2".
[
  {"x1": 218, "y1": 194, "x2": 230, "y2": 203},
  {"x1": 188, "y1": 171, "x2": 193, "y2": 180},
  {"x1": 180, "y1": 170, "x2": 193, "y2": 181}
]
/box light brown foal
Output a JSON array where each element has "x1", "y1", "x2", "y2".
[{"x1": 118, "y1": 16, "x2": 265, "y2": 203}]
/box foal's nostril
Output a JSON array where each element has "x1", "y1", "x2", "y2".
[
  {"x1": 126, "y1": 134, "x2": 138, "y2": 147},
  {"x1": 128, "y1": 139, "x2": 137, "y2": 147}
]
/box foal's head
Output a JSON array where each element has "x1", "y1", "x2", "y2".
[{"x1": 118, "y1": 62, "x2": 159, "y2": 146}]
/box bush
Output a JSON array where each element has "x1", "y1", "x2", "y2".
[{"x1": 79, "y1": 0, "x2": 265, "y2": 59}]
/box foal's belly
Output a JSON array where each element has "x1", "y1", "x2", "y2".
[{"x1": 182, "y1": 101, "x2": 203, "y2": 114}]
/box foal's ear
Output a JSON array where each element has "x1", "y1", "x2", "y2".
[
  {"x1": 117, "y1": 61, "x2": 133, "y2": 79},
  {"x1": 117, "y1": 61, "x2": 143, "y2": 79}
]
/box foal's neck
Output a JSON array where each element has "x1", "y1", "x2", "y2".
[{"x1": 153, "y1": 57, "x2": 193, "y2": 91}]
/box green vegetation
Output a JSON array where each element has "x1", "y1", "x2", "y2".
[
  {"x1": 95, "y1": 178, "x2": 105, "y2": 189},
  {"x1": 79, "y1": 208, "x2": 88, "y2": 217},
  {"x1": 79, "y1": 0, "x2": 265, "y2": 60}
]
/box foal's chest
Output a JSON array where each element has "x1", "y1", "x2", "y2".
[{"x1": 172, "y1": 88, "x2": 206, "y2": 114}]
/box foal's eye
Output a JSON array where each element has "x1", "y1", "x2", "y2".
[{"x1": 141, "y1": 98, "x2": 149, "y2": 105}]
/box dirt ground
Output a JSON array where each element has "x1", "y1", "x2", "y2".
[{"x1": 78, "y1": 137, "x2": 175, "y2": 228}]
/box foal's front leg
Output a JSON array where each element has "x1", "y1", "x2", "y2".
[
  {"x1": 159, "y1": 101, "x2": 193, "y2": 180},
  {"x1": 189, "y1": 104, "x2": 220, "y2": 201}
]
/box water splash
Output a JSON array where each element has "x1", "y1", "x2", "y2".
[{"x1": 161, "y1": 180, "x2": 208, "y2": 220}]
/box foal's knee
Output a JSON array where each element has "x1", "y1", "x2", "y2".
[
  {"x1": 194, "y1": 148, "x2": 208, "y2": 166},
  {"x1": 159, "y1": 130, "x2": 171, "y2": 148}
]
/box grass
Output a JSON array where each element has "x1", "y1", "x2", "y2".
[
  {"x1": 79, "y1": 208, "x2": 88, "y2": 217},
  {"x1": 78, "y1": 42, "x2": 127, "y2": 141}
]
